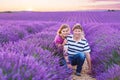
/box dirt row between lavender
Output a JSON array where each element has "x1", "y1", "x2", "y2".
[{"x1": 71, "y1": 59, "x2": 96, "y2": 80}]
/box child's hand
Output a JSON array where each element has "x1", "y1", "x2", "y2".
[
  {"x1": 67, "y1": 63, "x2": 72, "y2": 69},
  {"x1": 58, "y1": 44, "x2": 62, "y2": 47},
  {"x1": 87, "y1": 68, "x2": 92, "y2": 75},
  {"x1": 62, "y1": 39, "x2": 67, "y2": 45}
]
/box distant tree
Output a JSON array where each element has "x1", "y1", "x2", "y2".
[{"x1": 108, "y1": 9, "x2": 115, "y2": 12}]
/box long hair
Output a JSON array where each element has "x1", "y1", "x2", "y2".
[{"x1": 57, "y1": 24, "x2": 70, "y2": 35}]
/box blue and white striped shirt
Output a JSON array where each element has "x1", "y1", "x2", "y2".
[{"x1": 64, "y1": 35, "x2": 91, "y2": 55}]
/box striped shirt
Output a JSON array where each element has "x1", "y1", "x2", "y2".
[{"x1": 64, "y1": 35, "x2": 91, "y2": 55}]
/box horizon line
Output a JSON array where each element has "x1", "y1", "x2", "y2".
[{"x1": 0, "y1": 9, "x2": 119, "y2": 12}]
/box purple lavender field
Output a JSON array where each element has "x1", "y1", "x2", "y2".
[{"x1": 0, "y1": 10, "x2": 120, "y2": 80}]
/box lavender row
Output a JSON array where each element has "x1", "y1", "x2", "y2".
[
  {"x1": 0, "y1": 28, "x2": 72, "y2": 80},
  {"x1": 0, "y1": 20, "x2": 58, "y2": 44},
  {"x1": 83, "y1": 23, "x2": 120, "y2": 80},
  {"x1": 0, "y1": 11, "x2": 120, "y2": 24}
]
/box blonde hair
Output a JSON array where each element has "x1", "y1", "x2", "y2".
[
  {"x1": 72, "y1": 23, "x2": 85, "y2": 39},
  {"x1": 72, "y1": 23, "x2": 83, "y2": 31},
  {"x1": 57, "y1": 24, "x2": 70, "y2": 35}
]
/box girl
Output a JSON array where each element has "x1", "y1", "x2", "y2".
[{"x1": 53, "y1": 24, "x2": 70, "y2": 66}]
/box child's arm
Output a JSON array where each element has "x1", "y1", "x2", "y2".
[
  {"x1": 62, "y1": 39, "x2": 67, "y2": 46},
  {"x1": 63, "y1": 48, "x2": 72, "y2": 68},
  {"x1": 84, "y1": 40, "x2": 91, "y2": 73},
  {"x1": 56, "y1": 44, "x2": 62, "y2": 48},
  {"x1": 85, "y1": 52, "x2": 91, "y2": 73},
  {"x1": 63, "y1": 39, "x2": 72, "y2": 68},
  {"x1": 63, "y1": 39, "x2": 69, "y2": 62}
]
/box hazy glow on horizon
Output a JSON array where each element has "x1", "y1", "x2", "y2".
[{"x1": 0, "y1": 0, "x2": 120, "y2": 11}]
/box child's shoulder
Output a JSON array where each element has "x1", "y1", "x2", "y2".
[
  {"x1": 66, "y1": 34, "x2": 73, "y2": 38},
  {"x1": 81, "y1": 38, "x2": 87, "y2": 41},
  {"x1": 81, "y1": 38, "x2": 89, "y2": 44},
  {"x1": 54, "y1": 35, "x2": 61, "y2": 41}
]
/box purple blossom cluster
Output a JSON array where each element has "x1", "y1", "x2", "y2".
[
  {"x1": 0, "y1": 50, "x2": 72, "y2": 80},
  {"x1": 0, "y1": 31, "x2": 72, "y2": 80},
  {"x1": 96, "y1": 64, "x2": 120, "y2": 80},
  {"x1": 0, "y1": 21, "x2": 57, "y2": 44},
  {"x1": 84, "y1": 24, "x2": 120, "y2": 78}
]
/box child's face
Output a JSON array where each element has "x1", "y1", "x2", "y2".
[
  {"x1": 73, "y1": 29, "x2": 82, "y2": 37},
  {"x1": 61, "y1": 28, "x2": 70, "y2": 37}
]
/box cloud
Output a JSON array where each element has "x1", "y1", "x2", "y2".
[
  {"x1": 91, "y1": 0, "x2": 120, "y2": 2},
  {"x1": 81, "y1": 3, "x2": 120, "y2": 10},
  {"x1": 80, "y1": 1, "x2": 120, "y2": 7}
]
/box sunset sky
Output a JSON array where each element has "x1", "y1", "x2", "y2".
[{"x1": 0, "y1": 0, "x2": 120, "y2": 11}]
